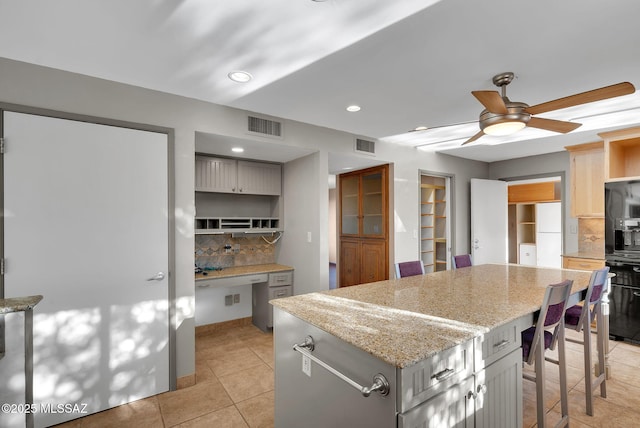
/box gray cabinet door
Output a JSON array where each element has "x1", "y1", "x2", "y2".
[
  {"x1": 238, "y1": 160, "x2": 282, "y2": 195},
  {"x1": 474, "y1": 348, "x2": 523, "y2": 428},
  {"x1": 195, "y1": 155, "x2": 237, "y2": 192},
  {"x1": 398, "y1": 376, "x2": 474, "y2": 428}
]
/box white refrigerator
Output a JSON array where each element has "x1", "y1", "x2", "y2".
[{"x1": 536, "y1": 202, "x2": 562, "y2": 268}]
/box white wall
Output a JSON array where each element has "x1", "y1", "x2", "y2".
[
  {"x1": 488, "y1": 151, "x2": 578, "y2": 254},
  {"x1": 278, "y1": 152, "x2": 328, "y2": 295},
  {"x1": 0, "y1": 57, "x2": 492, "y2": 382},
  {"x1": 328, "y1": 188, "x2": 337, "y2": 263}
]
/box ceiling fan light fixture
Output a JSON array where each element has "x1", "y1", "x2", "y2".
[{"x1": 483, "y1": 120, "x2": 526, "y2": 136}]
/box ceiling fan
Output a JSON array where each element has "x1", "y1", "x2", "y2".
[{"x1": 462, "y1": 72, "x2": 635, "y2": 145}]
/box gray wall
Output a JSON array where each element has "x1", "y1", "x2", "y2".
[{"x1": 0, "y1": 57, "x2": 491, "y2": 382}]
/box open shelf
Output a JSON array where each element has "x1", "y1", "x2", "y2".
[{"x1": 195, "y1": 217, "x2": 280, "y2": 234}]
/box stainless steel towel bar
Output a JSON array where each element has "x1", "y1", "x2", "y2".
[{"x1": 293, "y1": 336, "x2": 390, "y2": 398}]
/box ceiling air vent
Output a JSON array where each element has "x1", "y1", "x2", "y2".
[
  {"x1": 355, "y1": 138, "x2": 376, "y2": 156},
  {"x1": 248, "y1": 116, "x2": 282, "y2": 138}
]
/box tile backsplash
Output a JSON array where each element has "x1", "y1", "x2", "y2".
[
  {"x1": 195, "y1": 234, "x2": 277, "y2": 269},
  {"x1": 577, "y1": 217, "x2": 605, "y2": 253}
]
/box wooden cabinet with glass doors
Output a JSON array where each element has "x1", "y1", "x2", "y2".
[
  {"x1": 339, "y1": 164, "x2": 389, "y2": 287},
  {"x1": 420, "y1": 175, "x2": 448, "y2": 273}
]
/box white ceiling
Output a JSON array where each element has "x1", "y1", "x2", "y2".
[{"x1": 1, "y1": 0, "x2": 640, "y2": 164}]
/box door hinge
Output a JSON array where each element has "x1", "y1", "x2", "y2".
[
  {"x1": 0, "y1": 138, "x2": 4, "y2": 154},
  {"x1": 0, "y1": 258, "x2": 4, "y2": 275}
]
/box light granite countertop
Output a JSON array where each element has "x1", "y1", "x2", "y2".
[
  {"x1": 195, "y1": 263, "x2": 293, "y2": 281},
  {"x1": 271, "y1": 264, "x2": 593, "y2": 368},
  {"x1": 0, "y1": 295, "x2": 43, "y2": 314}
]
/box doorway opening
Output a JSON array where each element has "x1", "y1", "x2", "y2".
[{"x1": 506, "y1": 175, "x2": 563, "y2": 268}]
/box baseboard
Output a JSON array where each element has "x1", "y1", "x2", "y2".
[
  {"x1": 195, "y1": 317, "x2": 253, "y2": 337},
  {"x1": 177, "y1": 373, "x2": 196, "y2": 390}
]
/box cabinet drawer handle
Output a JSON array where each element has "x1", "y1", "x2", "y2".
[
  {"x1": 494, "y1": 339, "x2": 510, "y2": 350},
  {"x1": 432, "y1": 368, "x2": 455, "y2": 381},
  {"x1": 275, "y1": 292, "x2": 287, "y2": 297}
]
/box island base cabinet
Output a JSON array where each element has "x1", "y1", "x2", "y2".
[
  {"x1": 398, "y1": 349, "x2": 522, "y2": 428},
  {"x1": 273, "y1": 308, "x2": 397, "y2": 428},
  {"x1": 274, "y1": 307, "x2": 523, "y2": 428}
]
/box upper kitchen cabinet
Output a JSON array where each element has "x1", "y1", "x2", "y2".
[
  {"x1": 195, "y1": 155, "x2": 282, "y2": 196},
  {"x1": 565, "y1": 142, "x2": 604, "y2": 218},
  {"x1": 339, "y1": 164, "x2": 388, "y2": 239},
  {"x1": 507, "y1": 181, "x2": 560, "y2": 204},
  {"x1": 339, "y1": 164, "x2": 389, "y2": 287},
  {"x1": 600, "y1": 126, "x2": 640, "y2": 181}
]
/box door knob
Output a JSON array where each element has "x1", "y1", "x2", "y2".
[{"x1": 146, "y1": 272, "x2": 165, "y2": 281}]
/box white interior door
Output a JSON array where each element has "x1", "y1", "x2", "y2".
[
  {"x1": 1, "y1": 111, "x2": 169, "y2": 427},
  {"x1": 471, "y1": 179, "x2": 508, "y2": 265}
]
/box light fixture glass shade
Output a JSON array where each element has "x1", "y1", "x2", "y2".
[{"x1": 483, "y1": 120, "x2": 526, "y2": 136}]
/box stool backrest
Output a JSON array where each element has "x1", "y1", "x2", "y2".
[
  {"x1": 575, "y1": 266, "x2": 609, "y2": 328},
  {"x1": 395, "y1": 261, "x2": 425, "y2": 278},
  {"x1": 452, "y1": 254, "x2": 472, "y2": 270},
  {"x1": 525, "y1": 280, "x2": 573, "y2": 365}
]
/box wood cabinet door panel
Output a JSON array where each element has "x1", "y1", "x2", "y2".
[
  {"x1": 360, "y1": 240, "x2": 387, "y2": 284},
  {"x1": 570, "y1": 147, "x2": 604, "y2": 217},
  {"x1": 340, "y1": 240, "x2": 361, "y2": 287}
]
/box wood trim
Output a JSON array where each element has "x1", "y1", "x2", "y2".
[
  {"x1": 598, "y1": 125, "x2": 640, "y2": 140},
  {"x1": 565, "y1": 141, "x2": 603, "y2": 152}
]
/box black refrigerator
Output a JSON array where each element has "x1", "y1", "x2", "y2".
[{"x1": 605, "y1": 179, "x2": 640, "y2": 342}]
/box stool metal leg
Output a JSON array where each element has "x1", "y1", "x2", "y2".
[
  {"x1": 557, "y1": 322, "x2": 569, "y2": 427},
  {"x1": 534, "y1": 332, "x2": 547, "y2": 428},
  {"x1": 582, "y1": 312, "x2": 594, "y2": 415}
]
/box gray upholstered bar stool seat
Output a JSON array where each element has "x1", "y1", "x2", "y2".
[
  {"x1": 564, "y1": 266, "x2": 609, "y2": 416},
  {"x1": 521, "y1": 280, "x2": 573, "y2": 428}
]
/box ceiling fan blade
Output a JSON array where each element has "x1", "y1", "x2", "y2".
[
  {"x1": 525, "y1": 82, "x2": 636, "y2": 115},
  {"x1": 527, "y1": 117, "x2": 582, "y2": 133},
  {"x1": 461, "y1": 131, "x2": 484, "y2": 145},
  {"x1": 472, "y1": 91, "x2": 508, "y2": 114}
]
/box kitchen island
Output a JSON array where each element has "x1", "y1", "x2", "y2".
[{"x1": 271, "y1": 264, "x2": 594, "y2": 428}]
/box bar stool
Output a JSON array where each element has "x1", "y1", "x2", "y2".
[
  {"x1": 452, "y1": 254, "x2": 472, "y2": 269},
  {"x1": 564, "y1": 266, "x2": 609, "y2": 416},
  {"x1": 394, "y1": 261, "x2": 425, "y2": 278},
  {"x1": 521, "y1": 280, "x2": 573, "y2": 428}
]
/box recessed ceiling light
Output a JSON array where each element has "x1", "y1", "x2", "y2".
[
  {"x1": 413, "y1": 126, "x2": 429, "y2": 131},
  {"x1": 228, "y1": 71, "x2": 252, "y2": 83},
  {"x1": 231, "y1": 147, "x2": 245, "y2": 153},
  {"x1": 346, "y1": 105, "x2": 361, "y2": 112}
]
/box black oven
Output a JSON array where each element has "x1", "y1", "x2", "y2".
[{"x1": 606, "y1": 257, "x2": 640, "y2": 342}]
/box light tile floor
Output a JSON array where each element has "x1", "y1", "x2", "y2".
[{"x1": 55, "y1": 325, "x2": 640, "y2": 427}]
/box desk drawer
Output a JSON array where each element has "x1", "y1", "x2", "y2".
[
  {"x1": 269, "y1": 271, "x2": 293, "y2": 287},
  {"x1": 563, "y1": 257, "x2": 604, "y2": 271}
]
